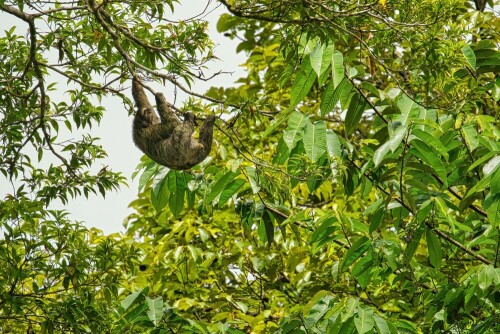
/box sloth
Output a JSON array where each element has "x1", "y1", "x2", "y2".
[{"x1": 131, "y1": 77, "x2": 215, "y2": 170}]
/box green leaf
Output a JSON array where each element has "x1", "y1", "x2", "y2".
[
  {"x1": 326, "y1": 131, "x2": 342, "y2": 159},
  {"x1": 340, "y1": 236, "x2": 372, "y2": 272},
  {"x1": 493, "y1": 77, "x2": 500, "y2": 101},
  {"x1": 417, "y1": 199, "x2": 433, "y2": 224},
  {"x1": 310, "y1": 44, "x2": 324, "y2": 77},
  {"x1": 263, "y1": 109, "x2": 293, "y2": 138},
  {"x1": 475, "y1": 48, "x2": 500, "y2": 74},
  {"x1": 332, "y1": 50, "x2": 344, "y2": 88},
  {"x1": 320, "y1": 80, "x2": 338, "y2": 116},
  {"x1": 290, "y1": 56, "x2": 316, "y2": 108},
  {"x1": 339, "y1": 79, "x2": 355, "y2": 110},
  {"x1": 478, "y1": 265, "x2": 495, "y2": 290},
  {"x1": 354, "y1": 306, "x2": 374, "y2": 334},
  {"x1": 318, "y1": 44, "x2": 334, "y2": 86},
  {"x1": 425, "y1": 229, "x2": 442, "y2": 268},
  {"x1": 394, "y1": 320, "x2": 417, "y2": 334},
  {"x1": 460, "y1": 174, "x2": 492, "y2": 210},
  {"x1": 260, "y1": 211, "x2": 274, "y2": 247},
  {"x1": 369, "y1": 207, "x2": 385, "y2": 233},
  {"x1": 279, "y1": 64, "x2": 295, "y2": 88},
  {"x1": 467, "y1": 151, "x2": 498, "y2": 173},
  {"x1": 345, "y1": 92, "x2": 368, "y2": 136},
  {"x1": 283, "y1": 111, "x2": 308, "y2": 150},
  {"x1": 235, "y1": 301, "x2": 248, "y2": 314},
  {"x1": 245, "y1": 166, "x2": 260, "y2": 194},
  {"x1": 151, "y1": 176, "x2": 169, "y2": 211},
  {"x1": 351, "y1": 253, "x2": 373, "y2": 278},
  {"x1": 373, "y1": 141, "x2": 391, "y2": 167},
  {"x1": 273, "y1": 138, "x2": 290, "y2": 165},
  {"x1": 388, "y1": 125, "x2": 407, "y2": 153},
  {"x1": 461, "y1": 45, "x2": 476, "y2": 68},
  {"x1": 396, "y1": 94, "x2": 418, "y2": 125},
  {"x1": 121, "y1": 289, "x2": 145, "y2": 311},
  {"x1": 216, "y1": 13, "x2": 237, "y2": 32},
  {"x1": 461, "y1": 124, "x2": 479, "y2": 152},
  {"x1": 123, "y1": 304, "x2": 149, "y2": 324},
  {"x1": 167, "y1": 171, "x2": 187, "y2": 218},
  {"x1": 491, "y1": 166, "x2": 500, "y2": 194},
  {"x1": 434, "y1": 196, "x2": 456, "y2": 232},
  {"x1": 310, "y1": 216, "x2": 338, "y2": 253},
  {"x1": 218, "y1": 178, "x2": 245, "y2": 206},
  {"x1": 205, "y1": 170, "x2": 238, "y2": 205},
  {"x1": 411, "y1": 128, "x2": 449, "y2": 160},
  {"x1": 343, "y1": 297, "x2": 359, "y2": 320},
  {"x1": 483, "y1": 155, "x2": 500, "y2": 176},
  {"x1": 373, "y1": 314, "x2": 395, "y2": 334},
  {"x1": 486, "y1": 195, "x2": 500, "y2": 228},
  {"x1": 281, "y1": 319, "x2": 301, "y2": 333},
  {"x1": 138, "y1": 161, "x2": 157, "y2": 192},
  {"x1": 146, "y1": 296, "x2": 163, "y2": 326},
  {"x1": 303, "y1": 120, "x2": 327, "y2": 161},
  {"x1": 411, "y1": 139, "x2": 448, "y2": 186}
]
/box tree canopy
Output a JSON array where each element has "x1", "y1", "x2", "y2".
[{"x1": 0, "y1": 0, "x2": 499, "y2": 333}]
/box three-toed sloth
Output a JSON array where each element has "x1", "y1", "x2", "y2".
[{"x1": 132, "y1": 77, "x2": 215, "y2": 170}]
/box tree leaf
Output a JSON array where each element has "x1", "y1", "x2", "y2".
[
  {"x1": 483, "y1": 155, "x2": 500, "y2": 176},
  {"x1": 461, "y1": 45, "x2": 476, "y2": 68},
  {"x1": 121, "y1": 289, "x2": 145, "y2": 311},
  {"x1": 460, "y1": 173, "x2": 492, "y2": 210},
  {"x1": 369, "y1": 207, "x2": 385, "y2": 233},
  {"x1": 461, "y1": 124, "x2": 479, "y2": 152},
  {"x1": 405, "y1": 224, "x2": 424, "y2": 262},
  {"x1": 273, "y1": 138, "x2": 290, "y2": 165},
  {"x1": 245, "y1": 166, "x2": 260, "y2": 194},
  {"x1": 373, "y1": 314, "x2": 394, "y2": 334},
  {"x1": 396, "y1": 94, "x2": 417, "y2": 125},
  {"x1": 263, "y1": 109, "x2": 293, "y2": 138},
  {"x1": 290, "y1": 56, "x2": 316, "y2": 108},
  {"x1": 339, "y1": 79, "x2": 355, "y2": 110},
  {"x1": 326, "y1": 131, "x2": 342, "y2": 159},
  {"x1": 343, "y1": 297, "x2": 359, "y2": 320},
  {"x1": 318, "y1": 43, "x2": 335, "y2": 86},
  {"x1": 354, "y1": 306, "x2": 374, "y2": 334},
  {"x1": 467, "y1": 151, "x2": 498, "y2": 173},
  {"x1": 478, "y1": 265, "x2": 494, "y2": 290},
  {"x1": 373, "y1": 141, "x2": 391, "y2": 167},
  {"x1": 425, "y1": 229, "x2": 442, "y2": 268},
  {"x1": 283, "y1": 111, "x2": 308, "y2": 150},
  {"x1": 332, "y1": 50, "x2": 344, "y2": 88},
  {"x1": 340, "y1": 236, "x2": 372, "y2": 272},
  {"x1": 486, "y1": 194, "x2": 500, "y2": 228},
  {"x1": 216, "y1": 13, "x2": 237, "y2": 32},
  {"x1": 310, "y1": 44, "x2": 324, "y2": 77},
  {"x1": 411, "y1": 139, "x2": 448, "y2": 186},
  {"x1": 151, "y1": 175, "x2": 169, "y2": 211},
  {"x1": 205, "y1": 170, "x2": 238, "y2": 205},
  {"x1": 167, "y1": 171, "x2": 187, "y2": 218},
  {"x1": 345, "y1": 92, "x2": 368, "y2": 136},
  {"x1": 388, "y1": 125, "x2": 407, "y2": 153},
  {"x1": 303, "y1": 120, "x2": 327, "y2": 161},
  {"x1": 491, "y1": 166, "x2": 500, "y2": 194},
  {"x1": 320, "y1": 80, "x2": 338, "y2": 116},
  {"x1": 218, "y1": 178, "x2": 245, "y2": 206},
  {"x1": 411, "y1": 128, "x2": 449, "y2": 160},
  {"x1": 146, "y1": 296, "x2": 163, "y2": 326},
  {"x1": 262, "y1": 211, "x2": 274, "y2": 247}
]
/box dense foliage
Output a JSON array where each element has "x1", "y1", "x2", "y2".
[{"x1": 0, "y1": 0, "x2": 498, "y2": 333}]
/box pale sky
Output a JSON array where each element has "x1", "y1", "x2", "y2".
[{"x1": 0, "y1": 1, "x2": 246, "y2": 234}]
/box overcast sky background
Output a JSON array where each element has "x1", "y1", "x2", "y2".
[{"x1": 0, "y1": 1, "x2": 246, "y2": 234}]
